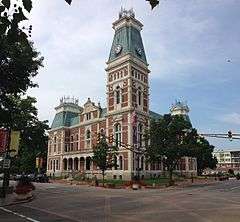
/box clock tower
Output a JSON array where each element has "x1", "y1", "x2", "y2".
[{"x1": 106, "y1": 9, "x2": 150, "y2": 179}]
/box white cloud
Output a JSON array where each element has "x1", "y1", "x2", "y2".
[
  {"x1": 24, "y1": 0, "x2": 240, "y2": 127},
  {"x1": 220, "y1": 113, "x2": 240, "y2": 125}
]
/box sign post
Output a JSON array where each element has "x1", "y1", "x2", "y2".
[{"x1": 0, "y1": 130, "x2": 20, "y2": 198}]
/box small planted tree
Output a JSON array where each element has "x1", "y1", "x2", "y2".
[{"x1": 92, "y1": 135, "x2": 118, "y2": 187}]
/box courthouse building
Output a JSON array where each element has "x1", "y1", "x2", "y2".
[{"x1": 47, "y1": 9, "x2": 197, "y2": 180}]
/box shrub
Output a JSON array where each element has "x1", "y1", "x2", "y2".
[
  {"x1": 15, "y1": 176, "x2": 35, "y2": 194},
  {"x1": 236, "y1": 173, "x2": 240, "y2": 180}
]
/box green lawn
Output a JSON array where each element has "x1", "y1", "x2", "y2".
[{"x1": 143, "y1": 178, "x2": 170, "y2": 185}]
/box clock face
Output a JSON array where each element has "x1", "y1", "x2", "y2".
[
  {"x1": 115, "y1": 44, "x2": 122, "y2": 54},
  {"x1": 136, "y1": 47, "x2": 142, "y2": 56}
]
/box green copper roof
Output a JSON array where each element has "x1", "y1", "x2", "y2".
[
  {"x1": 100, "y1": 108, "x2": 107, "y2": 118},
  {"x1": 51, "y1": 111, "x2": 79, "y2": 129},
  {"x1": 108, "y1": 26, "x2": 147, "y2": 64},
  {"x1": 51, "y1": 109, "x2": 162, "y2": 129},
  {"x1": 149, "y1": 110, "x2": 162, "y2": 120}
]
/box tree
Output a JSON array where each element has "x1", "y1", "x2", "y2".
[
  {"x1": 92, "y1": 136, "x2": 118, "y2": 187},
  {"x1": 5, "y1": 96, "x2": 49, "y2": 174},
  {"x1": 194, "y1": 137, "x2": 217, "y2": 175},
  {"x1": 0, "y1": 0, "x2": 43, "y2": 128},
  {"x1": 1, "y1": 0, "x2": 48, "y2": 174},
  {"x1": 145, "y1": 114, "x2": 199, "y2": 185}
]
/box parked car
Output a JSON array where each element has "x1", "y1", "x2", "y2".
[
  {"x1": 14, "y1": 174, "x2": 23, "y2": 181},
  {"x1": 27, "y1": 174, "x2": 36, "y2": 182},
  {"x1": 35, "y1": 174, "x2": 49, "y2": 183}
]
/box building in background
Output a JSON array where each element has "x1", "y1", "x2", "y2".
[
  {"x1": 213, "y1": 150, "x2": 240, "y2": 173},
  {"x1": 47, "y1": 9, "x2": 197, "y2": 180}
]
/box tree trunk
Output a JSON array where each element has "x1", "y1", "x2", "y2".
[
  {"x1": 169, "y1": 168, "x2": 174, "y2": 186},
  {"x1": 102, "y1": 170, "x2": 105, "y2": 187}
]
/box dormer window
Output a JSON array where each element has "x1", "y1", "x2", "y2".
[{"x1": 86, "y1": 113, "x2": 91, "y2": 120}]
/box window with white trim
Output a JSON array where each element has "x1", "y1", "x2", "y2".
[
  {"x1": 86, "y1": 113, "x2": 91, "y2": 120},
  {"x1": 119, "y1": 156, "x2": 123, "y2": 170},
  {"x1": 115, "y1": 86, "x2": 121, "y2": 105},
  {"x1": 86, "y1": 129, "x2": 91, "y2": 149},
  {"x1": 114, "y1": 123, "x2": 122, "y2": 147}
]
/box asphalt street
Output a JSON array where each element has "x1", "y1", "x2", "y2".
[{"x1": 1, "y1": 180, "x2": 240, "y2": 222}]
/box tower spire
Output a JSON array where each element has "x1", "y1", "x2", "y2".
[{"x1": 108, "y1": 10, "x2": 147, "y2": 64}]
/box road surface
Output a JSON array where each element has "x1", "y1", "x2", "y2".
[{"x1": 1, "y1": 180, "x2": 240, "y2": 222}]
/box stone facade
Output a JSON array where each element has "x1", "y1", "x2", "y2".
[{"x1": 47, "y1": 9, "x2": 197, "y2": 180}]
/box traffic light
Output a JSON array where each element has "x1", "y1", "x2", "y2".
[
  {"x1": 97, "y1": 133, "x2": 101, "y2": 143},
  {"x1": 228, "y1": 130, "x2": 233, "y2": 141},
  {"x1": 109, "y1": 134, "x2": 114, "y2": 143}
]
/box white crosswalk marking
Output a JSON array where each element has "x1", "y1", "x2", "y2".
[{"x1": 0, "y1": 207, "x2": 41, "y2": 222}]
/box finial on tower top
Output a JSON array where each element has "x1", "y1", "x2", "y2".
[
  {"x1": 170, "y1": 99, "x2": 190, "y2": 115},
  {"x1": 59, "y1": 96, "x2": 79, "y2": 105},
  {"x1": 119, "y1": 7, "x2": 135, "y2": 19}
]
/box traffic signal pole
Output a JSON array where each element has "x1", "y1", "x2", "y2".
[{"x1": 199, "y1": 132, "x2": 240, "y2": 140}]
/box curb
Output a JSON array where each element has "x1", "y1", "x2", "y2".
[{"x1": 0, "y1": 194, "x2": 35, "y2": 207}]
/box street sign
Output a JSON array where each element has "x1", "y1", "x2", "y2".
[
  {"x1": 10, "y1": 131, "x2": 20, "y2": 157},
  {"x1": 3, "y1": 159, "x2": 11, "y2": 169}
]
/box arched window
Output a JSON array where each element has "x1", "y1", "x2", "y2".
[
  {"x1": 138, "y1": 123, "x2": 143, "y2": 147},
  {"x1": 86, "y1": 130, "x2": 91, "y2": 148},
  {"x1": 116, "y1": 86, "x2": 121, "y2": 105},
  {"x1": 86, "y1": 130, "x2": 91, "y2": 139},
  {"x1": 68, "y1": 158, "x2": 73, "y2": 170},
  {"x1": 54, "y1": 137, "x2": 57, "y2": 152},
  {"x1": 56, "y1": 160, "x2": 59, "y2": 170},
  {"x1": 86, "y1": 157, "x2": 91, "y2": 170},
  {"x1": 63, "y1": 159, "x2": 67, "y2": 171},
  {"x1": 53, "y1": 160, "x2": 56, "y2": 171},
  {"x1": 119, "y1": 156, "x2": 123, "y2": 170},
  {"x1": 114, "y1": 123, "x2": 122, "y2": 147},
  {"x1": 138, "y1": 87, "x2": 142, "y2": 106},
  {"x1": 114, "y1": 155, "x2": 118, "y2": 170}
]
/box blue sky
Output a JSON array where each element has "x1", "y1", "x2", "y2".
[{"x1": 27, "y1": 0, "x2": 240, "y2": 150}]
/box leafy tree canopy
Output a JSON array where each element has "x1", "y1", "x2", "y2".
[
  {"x1": 193, "y1": 137, "x2": 217, "y2": 175},
  {"x1": 145, "y1": 114, "x2": 217, "y2": 184},
  {"x1": 0, "y1": 0, "x2": 48, "y2": 174},
  {"x1": 145, "y1": 114, "x2": 197, "y2": 184}
]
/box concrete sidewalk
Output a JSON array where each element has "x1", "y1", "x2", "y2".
[
  {"x1": 0, "y1": 193, "x2": 34, "y2": 207},
  {"x1": 0, "y1": 181, "x2": 34, "y2": 207}
]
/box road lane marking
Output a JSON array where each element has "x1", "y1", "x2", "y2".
[{"x1": 0, "y1": 207, "x2": 40, "y2": 222}]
